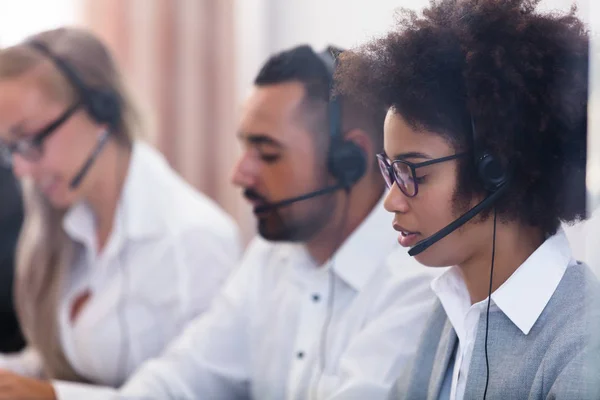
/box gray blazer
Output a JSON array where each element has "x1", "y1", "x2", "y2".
[{"x1": 389, "y1": 263, "x2": 600, "y2": 399}]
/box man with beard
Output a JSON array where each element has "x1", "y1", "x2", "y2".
[{"x1": 59, "y1": 45, "x2": 442, "y2": 400}]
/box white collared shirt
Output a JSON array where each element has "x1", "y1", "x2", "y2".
[
  {"x1": 434, "y1": 229, "x2": 574, "y2": 400},
  {"x1": 0, "y1": 141, "x2": 241, "y2": 399},
  {"x1": 111, "y1": 195, "x2": 443, "y2": 400}
]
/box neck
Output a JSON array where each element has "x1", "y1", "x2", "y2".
[
  {"x1": 306, "y1": 176, "x2": 384, "y2": 265},
  {"x1": 459, "y1": 220, "x2": 544, "y2": 304},
  {"x1": 84, "y1": 141, "x2": 131, "y2": 252}
]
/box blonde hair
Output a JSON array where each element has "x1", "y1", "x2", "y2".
[{"x1": 0, "y1": 27, "x2": 141, "y2": 381}]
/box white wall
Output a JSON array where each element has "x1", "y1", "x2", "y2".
[
  {"x1": 235, "y1": 0, "x2": 590, "y2": 101},
  {"x1": 234, "y1": 0, "x2": 273, "y2": 106},
  {"x1": 0, "y1": 0, "x2": 80, "y2": 47},
  {"x1": 261, "y1": 0, "x2": 589, "y2": 54},
  {"x1": 265, "y1": 0, "x2": 427, "y2": 52},
  {"x1": 234, "y1": 0, "x2": 427, "y2": 94},
  {"x1": 581, "y1": 0, "x2": 599, "y2": 276}
]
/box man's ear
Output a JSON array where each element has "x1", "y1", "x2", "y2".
[{"x1": 343, "y1": 128, "x2": 375, "y2": 168}]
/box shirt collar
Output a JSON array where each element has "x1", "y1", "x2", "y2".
[
  {"x1": 431, "y1": 266, "x2": 471, "y2": 341},
  {"x1": 63, "y1": 141, "x2": 167, "y2": 250},
  {"x1": 491, "y1": 228, "x2": 572, "y2": 334},
  {"x1": 330, "y1": 193, "x2": 399, "y2": 291},
  {"x1": 432, "y1": 228, "x2": 573, "y2": 336}
]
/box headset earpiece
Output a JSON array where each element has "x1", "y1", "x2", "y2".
[
  {"x1": 86, "y1": 88, "x2": 121, "y2": 128},
  {"x1": 328, "y1": 139, "x2": 367, "y2": 189},
  {"x1": 471, "y1": 117, "x2": 508, "y2": 192},
  {"x1": 477, "y1": 152, "x2": 508, "y2": 192},
  {"x1": 317, "y1": 46, "x2": 367, "y2": 190}
]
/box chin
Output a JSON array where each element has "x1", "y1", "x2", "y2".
[
  {"x1": 257, "y1": 218, "x2": 319, "y2": 243},
  {"x1": 413, "y1": 250, "x2": 455, "y2": 268},
  {"x1": 46, "y1": 191, "x2": 76, "y2": 210},
  {"x1": 48, "y1": 199, "x2": 72, "y2": 211},
  {"x1": 257, "y1": 219, "x2": 290, "y2": 242}
]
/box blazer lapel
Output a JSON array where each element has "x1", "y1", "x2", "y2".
[{"x1": 428, "y1": 319, "x2": 458, "y2": 400}]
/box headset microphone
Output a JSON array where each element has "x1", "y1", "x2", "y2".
[
  {"x1": 69, "y1": 129, "x2": 111, "y2": 189},
  {"x1": 254, "y1": 183, "x2": 344, "y2": 213},
  {"x1": 408, "y1": 180, "x2": 509, "y2": 256}
]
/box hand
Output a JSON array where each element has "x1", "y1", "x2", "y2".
[{"x1": 0, "y1": 369, "x2": 56, "y2": 400}]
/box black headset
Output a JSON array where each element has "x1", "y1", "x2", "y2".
[
  {"x1": 471, "y1": 116, "x2": 508, "y2": 192},
  {"x1": 316, "y1": 47, "x2": 367, "y2": 190},
  {"x1": 28, "y1": 40, "x2": 121, "y2": 130}
]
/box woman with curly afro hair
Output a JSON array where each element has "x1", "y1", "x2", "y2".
[{"x1": 336, "y1": 0, "x2": 599, "y2": 398}]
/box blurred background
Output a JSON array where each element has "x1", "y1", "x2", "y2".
[{"x1": 0, "y1": 0, "x2": 596, "y2": 262}]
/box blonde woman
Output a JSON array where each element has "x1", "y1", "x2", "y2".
[{"x1": 0, "y1": 28, "x2": 241, "y2": 399}]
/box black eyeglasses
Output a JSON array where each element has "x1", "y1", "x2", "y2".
[
  {"x1": 377, "y1": 152, "x2": 466, "y2": 197},
  {"x1": 0, "y1": 102, "x2": 80, "y2": 167}
]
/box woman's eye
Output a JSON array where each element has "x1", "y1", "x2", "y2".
[{"x1": 413, "y1": 175, "x2": 426, "y2": 184}]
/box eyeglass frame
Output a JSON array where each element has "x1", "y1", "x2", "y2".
[
  {"x1": 376, "y1": 152, "x2": 467, "y2": 197},
  {"x1": 0, "y1": 102, "x2": 80, "y2": 167}
]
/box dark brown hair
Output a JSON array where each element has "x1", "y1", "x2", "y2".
[{"x1": 256, "y1": 44, "x2": 386, "y2": 154}]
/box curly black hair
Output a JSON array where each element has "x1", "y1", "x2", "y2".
[{"x1": 335, "y1": 0, "x2": 589, "y2": 236}]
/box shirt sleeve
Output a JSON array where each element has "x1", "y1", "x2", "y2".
[
  {"x1": 52, "y1": 381, "x2": 120, "y2": 400},
  {"x1": 0, "y1": 347, "x2": 44, "y2": 378},
  {"x1": 323, "y1": 263, "x2": 440, "y2": 400},
  {"x1": 118, "y1": 239, "x2": 268, "y2": 400}
]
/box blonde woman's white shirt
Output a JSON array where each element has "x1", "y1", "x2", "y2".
[{"x1": 0, "y1": 141, "x2": 241, "y2": 399}]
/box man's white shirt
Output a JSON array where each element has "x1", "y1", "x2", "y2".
[{"x1": 117, "y1": 195, "x2": 444, "y2": 400}]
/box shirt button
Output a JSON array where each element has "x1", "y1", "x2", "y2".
[
  {"x1": 296, "y1": 351, "x2": 305, "y2": 359},
  {"x1": 312, "y1": 294, "x2": 320, "y2": 302}
]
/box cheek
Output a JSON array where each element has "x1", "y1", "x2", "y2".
[
  {"x1": 410, "y1": 178, "x2": 469, "y2": 267},
  {"x1": 265, "y1": 154, "x2": 322, "y2": 197},
  {"x1": 38, "y1": 124, "x2": 89, "y2": 177},
  {"x1": 38, "y1": 136, "x2": 76, "y2": 176},
  {"x1": 413, "y1": 213, "x2": 472, "y2": 267},
  {"x1": 413, "y1": 179, "x2": 457, "y2": 231}
]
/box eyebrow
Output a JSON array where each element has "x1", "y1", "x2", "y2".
[
  {"x1": 388, "y1": 151, "x2": 432, "y2": 161},
  {"x1": 238, "y1": 133, "x2": 283, "y2": 149}
]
